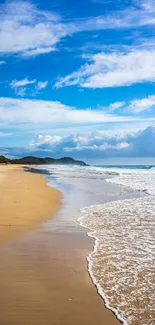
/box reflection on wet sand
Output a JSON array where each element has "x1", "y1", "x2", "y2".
[
  {"x1": 0, "y1": 168, "x2": 122, "y2": 325},
  {"x1": 0, "y1": 225, "x2": 120, "y2": 325}
]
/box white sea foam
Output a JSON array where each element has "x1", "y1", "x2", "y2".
[
  {"x1": 79, "y1": 196, "x2": 155, "y2": 325},
  {"x1": 104, "y1": 167, "x2": 155, "y2": 195},
  {"x1": 35, "y1": 164, "x2": 119, "y2": 180},
  {"x1": 36, "y1": 164, "x2": 155, "y2": 325}
]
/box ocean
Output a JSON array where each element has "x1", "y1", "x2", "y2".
[{"x1": 34, "y1": 164, "x2": 155, "y2": 325}]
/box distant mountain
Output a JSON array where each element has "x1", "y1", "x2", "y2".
[{"x1": 0, "y1": 155, "x2": 87, "y2": 166}]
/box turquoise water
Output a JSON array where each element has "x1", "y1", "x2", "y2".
[{"x1": 96, "y1": 165, "x2": 155, "y2": 170}]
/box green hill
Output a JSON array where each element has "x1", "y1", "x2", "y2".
[{"x1": 0, "y1": 155, "x2": 87, "y2": 166}]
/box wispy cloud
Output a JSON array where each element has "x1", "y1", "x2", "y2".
[
  {"x1": 72, "y1": 0, "x2": 155, "y2": 33},
  {"x1": 0, "y1": 61, "x2": 6, "y2": 65},
  {"x1": 108, "y1": 95, "x2": 155, "y2": 114},
  {"x1": 128, "y1": 95, "x2": 155, "y2": 113},
  {"x1": 0, "y1": 132, "x2": 12, "y2": 137},
  {"x1": 22, "y1": 47, "x2": 55, "y2": 57},
  {"x1": 10, "y1": 78, "x2": 48, "y2": 96},
  {"x1": 14, "y1": 87, "x2": 27, "y2": 97},
  {"x1": 0, "y1": 1, "x2": 68, "y2": 57},
  {"x1": 36, "y1": 81, "x2": 48, "y2": 90},
  {"x1": 108, "y1": 96, "x2": 155, "y2": 114},
  {"x1": 55, "y1": 50, "x2": 155, "y2": 89},
  {"x1": 110, "y1": 102, "x2": 125, "y2": 111},
  {"x1": 0, "y1": 97, "x2": 144, "y2": 133},
  {"x1": 10, "y1": 78, "x2": 36, "y2": 88},
  {"x1": 1, "y1": 0, "x2": 155, "y2": 58},
  {"x1": 0, "y1": 97, "x2": 155, "y2": 135}
]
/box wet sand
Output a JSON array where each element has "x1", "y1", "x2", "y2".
[
  {"x1": 0, "y1": 165, "x2": 61, "y2": 243},
  {"x1": 0, "y1": 166, "x2": 120, "y2": 325}
]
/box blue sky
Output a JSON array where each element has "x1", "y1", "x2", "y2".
[{"x1": 0, "y1": 0, "x2": 155, "y2": 160}]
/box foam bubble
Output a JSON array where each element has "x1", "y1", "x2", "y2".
[
  {"x1": 104, "y1": 168, "x2": 155, "y2": 195},
  {"x1": 79, "y1": 197, "x2": 155, "y2": 325}
]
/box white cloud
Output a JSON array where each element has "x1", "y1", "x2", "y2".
[
  {"x1": 22, "y1": 47, "x2": 55, "y2": 57},
  {"x1": 73, "y1": 0, "x2": 155, "y2": 32},
  {"x1": 10, "y1": 78, "x2": 36, "y2": 88},
  {"x1": 110, "y1": 101, "x2": 125, "y2": 111},
  {"x1": 0, "y1": 97, "x2": 141, "y2": 131},
  {"x1": 1, "y1": 0, "x2": 155, "y2": 58},
  {"x1": 0, "y1": 61, "x2": 6, "y2": 65},
  {"x1": 30, "y1": 130, "x2": 132, "y2": 153},
  {"x1": 140, "y1": 0, "x2": 155, "y2": 12},
  {"x1": 36, "y1": 81, "x2": 48, "y2": 90},
  {"x1": 0, "y1": 1, "x2": 68, "y2": 57},
  {"x1": 0, "y1": 97, "x2": 155, "y2": 132},
  {"x1": 0, "y1": 132, "x2": 11, "y2": 137},
  {"x1": 10, "y1": 78, "x2": 48, "y2": 96},
  {"x1": 14, "y1": 87, "x2": 27, "y2": 97},
  {"x1": 29, "y1": 126, "x2": 155, "y2": 158},
  {"x1": 128, "y1": 95, "x2": 155, "y2": 113},
  {"x1": 55, "y1": 50, "x2": 155, "y2": 89}
]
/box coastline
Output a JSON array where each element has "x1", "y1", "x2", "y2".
[
  {"x1": 0, "y1": 164, "x2": 62, "y2": 243},
  {"x1": 78, "y1": 213, "x2": 127, "y2": 325},
  {"x1": 0, "y1": 164, "x2": 122, "y2": 325},
  {"x1": 0, "y1": 164, "x2": 149, "y2": 325},
  {"x1": 77, "y1": 205, "x2": 128, "y2": 325}
]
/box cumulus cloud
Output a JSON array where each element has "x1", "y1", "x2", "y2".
[
  {"x1": 29, "y1": 130, "x2": 135, "y2": 156},
  {"x1": 55, "y1": 50, "x2": 155, "y2": 89},
  {"x1": 29, "y1": 126, "x2": 155, "y2": 158},
  {"x1": 1, "y1": 126, "x2": 155, "y2": 159}
]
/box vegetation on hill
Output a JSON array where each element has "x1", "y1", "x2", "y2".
[
  {"x1": 0, "y1": 155, "x2": 10, "y2": 164},
  {"x1": 0, "y1": 155, "x2": 87, "y2": 166}
]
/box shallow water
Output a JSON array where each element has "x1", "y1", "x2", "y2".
[
  {"x1": 79, "y1": 196, "x2": 155, "y2": 325},
  {"x1": 25, "y1": 164, "x2": 155, "y2": 325},
  {"x1": 39, "y1": 164, "x2": 155, "y2": 325}
]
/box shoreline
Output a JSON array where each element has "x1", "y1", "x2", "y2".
[
  {"x1": 0, "y1": 165, "x2": 62, "y2": 243},
  {"x1": 33, "y1": 165, "x2": 145, "y2": 325},
  {"x1": 0, "y1": 164, "x2": 122, "y2": 325},
  {"x1": 78, "y1": 208, "x2": 127, "y2": 325}
]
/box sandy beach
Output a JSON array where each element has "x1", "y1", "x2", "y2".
[
  {"x1": 0, "y1": 165, "x2": 120, "y2": 325},
  {"x1": 0, "y1": 165, "x2": 62, "y2": 243}
]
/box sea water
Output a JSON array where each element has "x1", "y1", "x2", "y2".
[
  {"x1": 79, "y1": 165, "x2": 155, "y2": 325},
  {"x1": 34, "y1": 164, "x2": 155, "y2": 325}
]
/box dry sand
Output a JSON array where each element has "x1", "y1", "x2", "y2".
[
  {"x1": 0, "y1": 165, "x2": 120, "y2": 325},
  {"x1": 0, "y1": 165, "x2": 62, "y2": 243}
]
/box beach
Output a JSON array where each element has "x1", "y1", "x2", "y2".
[
  {"x1": 0, "y1": 164, "x2": 120, "y2": 325},
  {"x1": 0, "y1": 165, "x2": 62, "y2": 243},
  {"x1": 0, "y1": 164, "x2": 154, "y2": 325}
]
